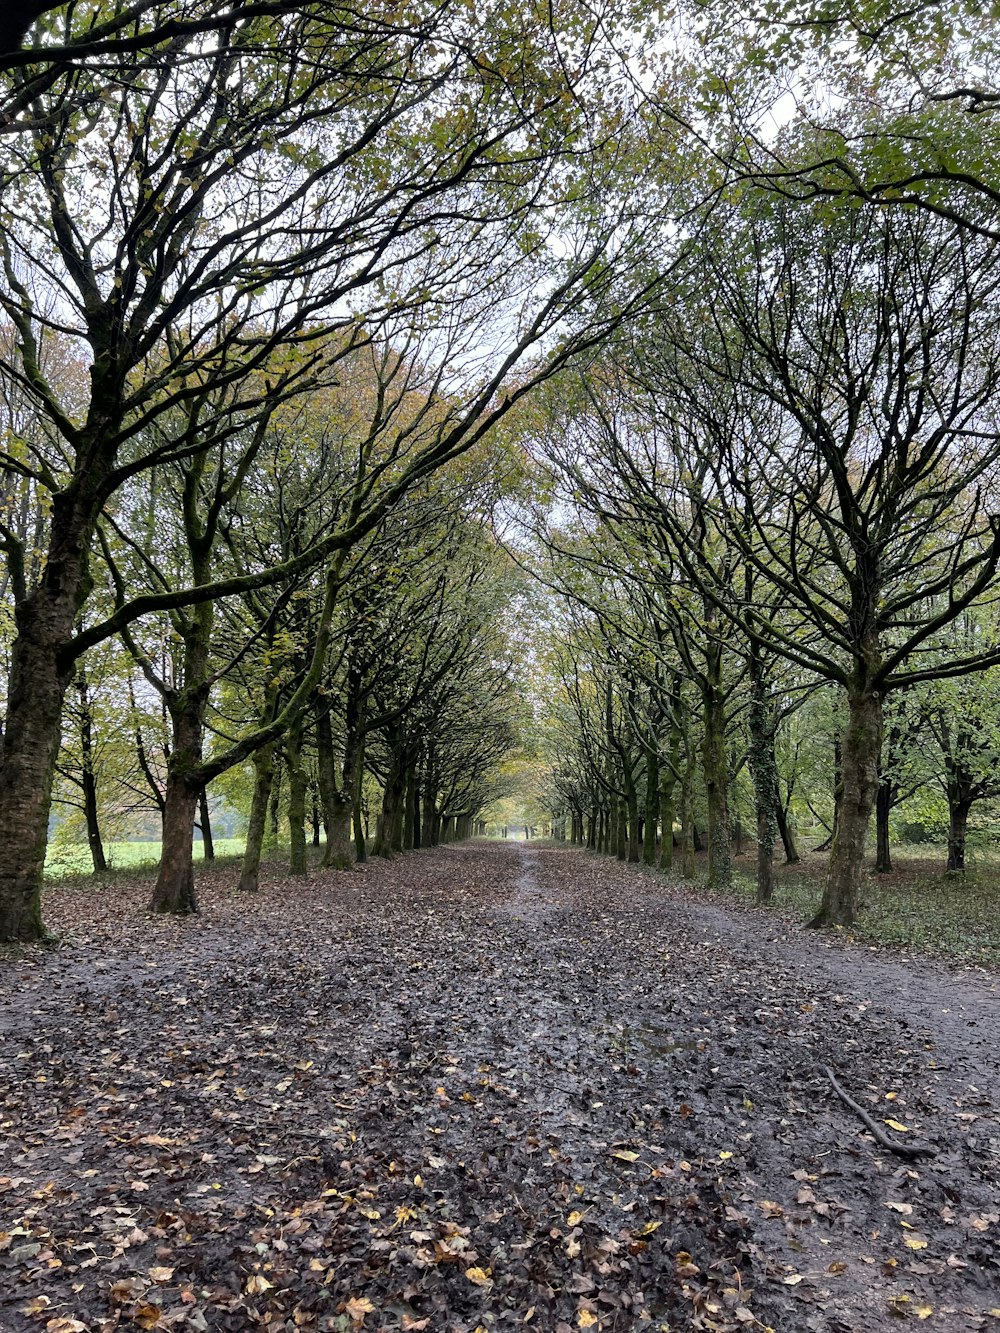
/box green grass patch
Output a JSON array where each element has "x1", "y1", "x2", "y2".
[
  {"x1": 722, "y1": 849, "x2": 1000, "y2": 968},
  {"x1": 45, "y1": 838, "x2": 246, "y2": 879}
]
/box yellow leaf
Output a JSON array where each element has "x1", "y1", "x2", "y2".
[
  {"x1": 22, "y1": 1297, "x2": 52, "y2": 1315},
  {"x1": 465, "y1": 1267, "x2": 493, "y2": 1286},
  {"x1": 719, "y1": 1151, "x2": 733, "y2": 1160},
  {"x1": 577, "y1": 1313, "x2": 598, "y2": 1329},
  {"x1": 245, "y1": 1274, "x2": 274, "y2": 1293},
  {"x1": 568, "y1": 1210, "x2": 586, "y2": 1226},
  {"x1": 903, "y1": 1235, "x2": 928, "y2": 1250},
  {"x1": 345, "y1": 1296, "x2": 376, "y2": 1321},
  {"x1": 915, "y1": 1307, "x2": 933, "y2": 1320},
  {"x1": 636, "y1": 1220, "x2": 662, "y2": 1236},
  {"x1": 886, "y1": 1202, "x2": 913, "y2": 1215},
  {"x1": 783, "y1": 1274, "x2": 803, "y2": 1286},
  {"x1": 611, "y1": 1150, "x2": 639, "y2": 1162},
  {"x1": 883, "y1": 1119, "x2": 909, "y2": 1133},
  {"x1": 148, "y1": 1265, "x2": 174, "y2": 1281}
]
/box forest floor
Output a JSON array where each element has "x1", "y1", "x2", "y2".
[{"x1": 0, "y1": 842, "x2": 997, "y2": 1333}]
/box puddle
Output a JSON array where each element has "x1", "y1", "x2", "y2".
[{"x1": 601, "y1": 1021, "x2": 699, "y2": 1057}]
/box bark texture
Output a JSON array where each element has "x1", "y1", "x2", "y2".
[{"x1": 810, "y1": 689, "x2": 883, "y2": 928}]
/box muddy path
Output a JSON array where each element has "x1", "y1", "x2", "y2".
[{"x1": 0, "y1": 842, "x2": 997, "y2": 1332}]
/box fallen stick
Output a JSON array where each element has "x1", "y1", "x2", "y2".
[{"x1": 822, "y1": 1065, "x2": 937, "y2": 1160}]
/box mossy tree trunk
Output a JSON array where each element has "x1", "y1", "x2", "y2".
[
  {"x1": 810, "y1": 674, "x2": 882, "y2": 928},
  {"x1": 700, "y1": 638, "x2": 732, "y2": 889},
  {"x1": 285, "y1": 721, "x2": 309, "y2": 877},
  {"x1": 238, "y1": 741, "x2": 275, "y2": 893}
]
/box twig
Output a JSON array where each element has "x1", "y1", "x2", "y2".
[{"x1": 822, "y1": 1066, "x2": 937, "y2": 1160}]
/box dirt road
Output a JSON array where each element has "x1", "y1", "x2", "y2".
[{"x1": 0, "y1": 842, "x2": 997, "y2": 1331}]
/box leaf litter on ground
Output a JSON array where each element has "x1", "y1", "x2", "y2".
[{"x1": 0, "y1": 842, "x2": 998, "y2": 1331}]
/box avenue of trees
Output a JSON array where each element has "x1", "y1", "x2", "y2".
[{"x1": 2, "y1": 0, "x2": 1000, "y2": 938}]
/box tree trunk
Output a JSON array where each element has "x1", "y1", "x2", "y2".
[
  {"x1": 680, "y1": 752, "x2": 696, "y2": 879},
  {"x1": 810, "y1": 688, "x2": 882, "y2": 928},
  {"x1": 756, "y1": 801, "x2": 774, "y2": 904},
  {"x1": 625, "y1": 780, "x2": 640, "y2": 864},
  {"x1": 701, "y1": 663, "x2": 732, "y2": 889},
  {"x1": 642, "y1": 747, "x2": 658, "y2": 865},
  {"x1": 374, "y1": 740, "x2": 403, "y2": 859},
  {"x1": 238, "y1": 741, "x2": 274, "y2": 893},
  {"x1": 946, "y1": 793, "x2": 972, "y2": 873},
  {"x1": 76, "y1": 668, "x2": 107, "y2": 875},
  {"x1": 616, "y1": 796, "x2": 627, "y2": 861},
  {"x1": 311, "y1": 785, "x2": 322, "y2": 846},
  {"x1": 875, "y1": 775, "x2": 893, "y2": 873},
  {"x1": 658, "y1": 771, "x2": 675, "y2": 871},
  {"x1": 732, "y1": 814, "x2": 744, "y2": 855},
  {"x1": 353, "y1": 731, "x2": 367, "y2": 863},
  {"x1": 286, "y1": 724, "x2": 308, "y2": 876},
  {"x1": 267, "y1": 761, "x2": 283, "y2": 850},
  {"x1": 406, "y1": 756, "x2": 420, "y2": 850},
  {"x1": 151, "y1": 680, "x2": 210, "y2": 915},
  {"x1": 198, "y1": 785, "x2": 215, "y2": 861},
  {"x1": 315, "y1": 701, "x2": 337, "y2": 854},
  {"x1": 150, "y1": 774, "x2": 199, "y2": 913},
  {"x1": 774, "y1": 798, "x2": 799, "y2": 865},
  {"x1": 322, "y1": 792, "x2": 351, "y2": 869},
  {"x1": 659, "y1": 684, "x2": 683, "y2": 872},
  {"x1": 0, "y1": 575, "x2": 88, "y2": 938},
  {"x1": 390, "y1": 753, "x2": 409, "y2": 853},
  {"x1": 747, "y1": 660, "x2": 777, "y2": 905}
]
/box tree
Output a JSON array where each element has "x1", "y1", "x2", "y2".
[
  {"x1": 0, "y1": 0, "x2": 667, "y2": 937},
  {"x1": 696, "y1": 197, "x2": 1000, "y2": 925}
]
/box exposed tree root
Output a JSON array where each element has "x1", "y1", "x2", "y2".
[{"x1": 822, "y1": 1065, "x2": 937, "y2": 1160}]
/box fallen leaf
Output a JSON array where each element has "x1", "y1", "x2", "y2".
[
  {"x1": 903, "y1": 1235, "x2": 928, "y2": 1251},
  {"x1": 245, "y1": 1274, "x2": 274, "y2": 1294},
  {"x1": 577, "y1": 1313, "x2": 598, "y2": 1329},
  {"x1": 883, "y1": 1119, "x2": 910, "y2": 1133},
  {"x1": 465, "y1": 1267, "x2": 493, "y2": 1286},
  {"x1": 344, "y1": 1295, "x2": 376, "y2": 1321},
  {"x1": 611, "y1": 1150, "x2": 639, "y2": 1163}
]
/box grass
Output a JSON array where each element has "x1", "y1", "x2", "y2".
[
  {"x1": 42, "y1": 834, "x2": 1000, "y2": 970},
  {"x1": 721, "y1": 844, "x2": 1000, "y2": 969},
  {"x1": 44, "y1": 837, "x2": 246, "y2": 879}
]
